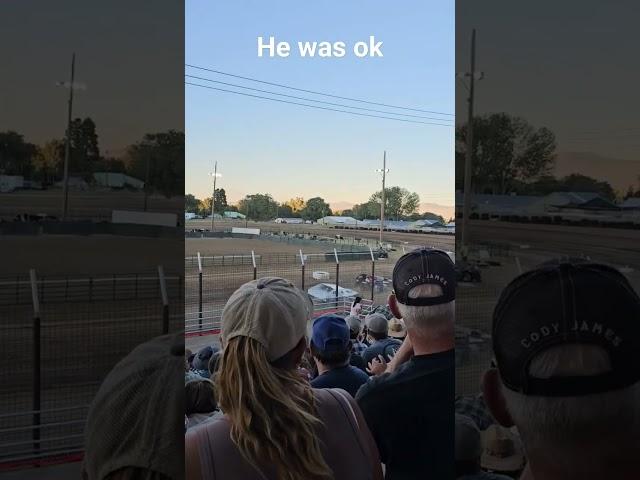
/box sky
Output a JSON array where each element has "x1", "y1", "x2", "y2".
[
  {"x1": 1, "y1": 1, "x2": 183, "y2": 157},
  {"x1": 186, "y1": 0, "x2": 455, "y2": 212},
  {"x1": 456, "y1": 0, "x2": 640, "y2": 162}
]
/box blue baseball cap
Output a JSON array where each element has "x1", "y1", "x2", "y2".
[{"x1": 311, "y1": 314, "x2": 350, "y2": 353}]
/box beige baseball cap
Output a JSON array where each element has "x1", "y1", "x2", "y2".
[{"x1": 221, "y1": 277, "x2": 313, "y2": 361}]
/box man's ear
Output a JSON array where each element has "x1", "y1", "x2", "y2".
[
  {"x1": 388, "y1": 293, "x2": 402, "y2": 319},
  {"x1": 482, "y1": 368, "x2": 514, "y2": 428},
  {"x1": 292, "y1": 337, "x2": 307, "y2": 366}
]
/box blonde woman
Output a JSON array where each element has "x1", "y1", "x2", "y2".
[{"x1": 186, "y1": 277, "x2": 383, "y2": 480}]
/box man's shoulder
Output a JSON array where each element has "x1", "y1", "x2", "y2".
[{"x1": 356, "y1": 354, "x2": 453, "y2": 402}]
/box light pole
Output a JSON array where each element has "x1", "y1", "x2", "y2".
[
  {"x1": 458, "y1": 29, "x2": 483, "y2": 256},
  {"x1": 58, "y1": 53, "x2": 76, "y2": 220},
  {"x1": 208, "y1": 161, "x2": 221, "y2": 231},
  {"x1": 375, "y1": 151, "x2": 389, "y2": 246}
]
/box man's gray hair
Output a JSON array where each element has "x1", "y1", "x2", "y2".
[
  {"x1": 502, "y1": 344, "x2": 640, "y2": 471},
  {"x1": 396, "y1": 284, "x2": 454, "y2": 337}
]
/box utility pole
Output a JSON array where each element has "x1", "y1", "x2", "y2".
[
  {"x1": 209, "y1": 161, "x2": 218, "y2": 231},
  {"x1": 61, "y1": 53, "x2": 75, "y2": 220},
  {"x1": 461, "y1": 29, "x2": 479, "y2": 255},
  {"x1": 375, "y1": 151, "x2": 389, "y2": 246}
]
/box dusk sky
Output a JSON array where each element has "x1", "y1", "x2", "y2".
[
  {"x1": 1, "y1": 0, "x2": 183, "y2": 157},
  {"x1": 186, "y1": 0, "x2": 454, "y2": 212}
]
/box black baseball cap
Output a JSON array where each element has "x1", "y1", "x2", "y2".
[
  {"x1": 392, "y1": 248, "x2": 456, "y2": 306},
  {"x1": 493, "y1": 261, "x2": 640, "y2": 397}
]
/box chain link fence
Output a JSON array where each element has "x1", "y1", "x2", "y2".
[{"x1": 0, "y1": 269, "x2": 183, "y2": 469}]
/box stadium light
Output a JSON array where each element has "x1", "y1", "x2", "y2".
[{"x1": 209, "y1": 162, "x2": 222, "y2": 231}]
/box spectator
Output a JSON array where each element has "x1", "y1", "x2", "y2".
[
  {"x1": 185, "y1": 277, "x2": 383, "y2": 480},
  {"x1": 480, "y1": 425, "x2": 525, "y2": 478},
  {"x1": 82, "y1": 332, "x2": 184, "y2": 480},
  {"x1": 387, "y1": 318, "x2": 407, "y2": 342},
  {"x1": 346, "y1": 314, "x2": 368, "y2": 372},
  {"x1": 482, "y1": 261, "x2": 640, "y2": 480},
  {"x1": 361, "y1": 313, "x2": 402, "y2": 366},
  {"x1": 310, "y1": 314, "x2": 370, "y2": 397},
  {"x1": 346, "y1": 314, "x2": 367, "y2": 356},
  {"x1": 455, "y1": 394, "x2": 495, "y2": 431},
  {"x1": 191, "y1": 345, "x2": 217, "y2": 378},
  {"x1": 357, "y1": 249, "x2": 456, "y2": 479},
  {"x1": 455, "y1": 414, "x2": 512, "y2": 479},
  {"x1": 207, "y1": 350, "x2": 222, "y2": 378},
  {"x1": 186, "y1": 378, "x2": 222, "y2": 430}
]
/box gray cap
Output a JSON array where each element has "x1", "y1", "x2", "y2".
[
  {"x1": 222, "y1": 277, "x2": 313, "y2": 361},
  {"x1": 82, "y1": 332, "x2": 184, "y2": 480},
  {"x1": 365, "y1": 313, "x2": 389, "y2": 334},
  {"x1": 455, "y1": 414, "x2": 481, "y2": 462},
  {"x1": 345, "y1": 315, "x2": 362, "y2": 335}
]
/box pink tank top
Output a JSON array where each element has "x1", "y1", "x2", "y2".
[{"x1": 189, "y1": 388, "x2": 376, "y2": 479}]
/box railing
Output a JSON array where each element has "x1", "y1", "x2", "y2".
[{"x1": 0, "y1": 267, "x2": 183, "y2": 470}]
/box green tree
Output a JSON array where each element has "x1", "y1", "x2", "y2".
[
  {"x1": 68, "y1": 117, "x2": 100, "y2": 175},
  {"x1": 237, "y1": 194, "x2": 279, "y2": 221},
  {"x1": 370, "y1": 187, "x2": 421, "y2": 220},
  {"x1": 352, "y1": 201, "x2": 380, "y2": 220},
  {"x1": 185, "y1": 194, "x2": 200, "y2": 213},
  {"x1": 456, "y1": 113, "x2": 556, "y2": 194},
  {"x1": 125, "y1": 130, "x2": 184, "y2": 197},
  {"x1": 340, "y1": 209, "x2": 354, "y2": 217},
  {"x1": 277, "y1": 203, "x2": 294, "y2": 217},
  {"x1": 0, "y1": 131, "x2": 37, "y2": 177},
  {"x1": 32, "y1": 139, "x2": 64, "y2": 184},
  {"x1": 214, "y1": 188, "x2": 228, "y2": 213},
  {"x1": 301, "y1": 197, "x2": 332, "y2": 221}
]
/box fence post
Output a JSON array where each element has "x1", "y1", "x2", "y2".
[
  {"x1": 197, "y1": 252, "x2": 203, "y2": 331},
  {"x1": 29, "y1": 269, "x2": 41, "y2": 456},
  {"x1": 369, "y1": 247, "x2": 376, "y2": 301},
  {"x1": 158, "y1": 266, "x2": 169, "y2": 334},
  {"x1": 334, "y1": 248, "x2": 340, "y2": 303},
  {"x1": 299, "y1": 249, "x2": 305, "y2": 290},
  {"x1": 252, "y1": 251, "x2": 257, "y2": 280}
]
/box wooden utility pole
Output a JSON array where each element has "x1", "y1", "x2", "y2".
[
  {"x1": 210, "y1": 161, "x2": 218, "y2": 231},
  {"x1": 61, "y1": 53, "x2": 75, "y2": 220},
  {"x1": 461, "y1": 29, "x2": 477, "y2": 254}
]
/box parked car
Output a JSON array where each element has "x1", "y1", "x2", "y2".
[
  {"x1": 455, "y1": 261, "x2": 482, "y2": 283},
  {"x1": 307, "y1": 283, "x2": 359, "y2": 303}
]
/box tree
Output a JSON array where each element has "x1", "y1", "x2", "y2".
[
  {"x1": 237, "y1": 194, "x2": 279, "y2": 221},
  {"x1": 214, "y1": 188, "x2": 228, "y2": 213},
  {"x1": 277, "y1": 204, "x2": 294, "y2": 217},
  {"x1": 68, "y1": 117, "x2": 100, "y2": 175},
  {"x1": 456, "y1": 113, "x2": 556, "y2": 194},
  {"x1": 513, "y1": 173, "x2": 616, "y2": 200},
  {"x1": 301, "y1": 197, "x2": 332, "y2": 221},
  {"x1": 284, "y1": 197, "x2": 305, "y2": 214},
  {"x1": 198, "y1": 197, "x2": 212, "y2": 216},
  {"x1": 0, "y1": 131, "x2": 37, "y2": 177},
  {"x1": 340, "y1": 209, "x2": 354, "y2": 217},
  {"x1": 125, "y1": 130, "x2": 184, "y2": 197},
  {"x1": 352, "y1": 201, "x2": 380, "y2": 220},
  {"x1": 32, "y1": 139, "x2": 64, "y2": 184},
  {"x1": 185, "y1": 194, "x2": 200, "y2": 213},
  {"x1": 370, "y1": 187, "x2": 421, "y2": 220}
]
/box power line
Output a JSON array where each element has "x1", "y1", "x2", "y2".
[
  {"x1": 185, "y1": 63, "x2": 453, "y2": 117},
  {"x1": 185, "y1": 74, "x2": 453, "y2": 122},
  {"x1": 185, "y1": 81, "x2": 454, "y2": 126}
]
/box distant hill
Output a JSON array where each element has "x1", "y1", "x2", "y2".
[{"x1": 555, "y1": 151, "x2": 640, "y2": 194}]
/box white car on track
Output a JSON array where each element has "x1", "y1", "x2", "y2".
[{"x1": 307, "y1": 283, "x2": 359, "y2": 303}]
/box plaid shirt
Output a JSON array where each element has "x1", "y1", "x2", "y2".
[
  {"x1": 351, "y1": 340, "x2": 368, "y2": 356},
  {"x1": 455, "y1": 394, "x2": 494, "y2": 431}
]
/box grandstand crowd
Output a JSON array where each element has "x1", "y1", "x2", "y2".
[{"x1": 80, "y1": 249, "x2": 640, "y2": 480}]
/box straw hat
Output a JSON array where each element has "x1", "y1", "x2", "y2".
[
  {"x1": 388, "y1": 318, "x2": 407, "y2": 339},
  {"x1": 480, "y1": 424, "x2": 525, "y2": 472}
]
